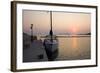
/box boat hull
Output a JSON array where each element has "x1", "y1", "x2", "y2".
[{"x1": 43, "y1": 39, "x2": 58, "y2": 61}]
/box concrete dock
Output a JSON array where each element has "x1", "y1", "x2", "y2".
[{"x1": 23, "y1": 40, "x2": 48, "y2": 62}]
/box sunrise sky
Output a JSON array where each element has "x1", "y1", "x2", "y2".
[{"x1": 23, "y1": 10, "x2": 91, "y2": 35}]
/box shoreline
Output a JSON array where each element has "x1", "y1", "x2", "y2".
[{"x1": 40, "y1": 35, "x2": 91, "y2": 38}]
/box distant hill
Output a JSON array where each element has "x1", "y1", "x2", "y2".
[
  {"x1": 23, "y1": 33, "x2": 31, "y2": 49},
  {"x1": 85, "y1": 33, "x2": 91, "y2": 35},
  {"x1": 77, "y1": 33, "x2": 91, "y2": 35},
  {"x1": 23, "y1": 33, "x2": 30, "y2": 38},
  {"x1": 23, "y1": 33, "x2": 31, "y2": 41}
]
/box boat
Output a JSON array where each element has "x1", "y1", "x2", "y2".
[
  {"x1": 43, "y1": 11, "x2": 59, "y2": 61},
  {"x1": 43, "y1": 36, "x2": 58, "y2": 61}
]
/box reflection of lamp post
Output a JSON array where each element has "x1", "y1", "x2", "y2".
[{"x1": 30, "y1": 24, "x2": 33, "y2": 42}]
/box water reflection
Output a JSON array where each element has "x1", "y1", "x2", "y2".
[
  {"x1": 72, "y1": 37, "x2": 77, "y2": 49},
  {"x1": 41, "y1": 36, "x2": 91, "y2": 61},
  {"x1": 56, "y1": 36, "x2": 91, "y2": 60}
]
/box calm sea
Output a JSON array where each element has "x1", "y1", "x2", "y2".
[{"x1": 41, "y1": 35, "x2": 91, "y2": 60}]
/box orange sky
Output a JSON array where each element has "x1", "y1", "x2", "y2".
[{"x1": 23, "y1": 10, "x2": 91, "y2": 35}]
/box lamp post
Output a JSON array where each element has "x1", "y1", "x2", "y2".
[{"x1": 30, "y1": 24, "x2": 33, "y2": 42}]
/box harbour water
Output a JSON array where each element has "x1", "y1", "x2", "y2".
[{"x1": 41, "y1": 35, "x2": 91, "y2": 61}]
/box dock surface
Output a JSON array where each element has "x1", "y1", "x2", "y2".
[{"x1": 23, "y1": 40, "x2": 48, "y2": 62}]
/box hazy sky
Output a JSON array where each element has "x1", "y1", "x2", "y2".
[{"x1": 23, "y1": 10, "x2": 91, "y2": 35}]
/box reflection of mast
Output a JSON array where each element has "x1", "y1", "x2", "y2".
[
  {"x1": 30, "y1": 24, "x2": 33, "y2": 42},
  {"x1": 50, "y1": 11, "x2": 53, "y2": 42}
]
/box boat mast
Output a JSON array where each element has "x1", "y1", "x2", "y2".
[{"x1": 50, "y1": 11, "x2": 53, "y2": 42}]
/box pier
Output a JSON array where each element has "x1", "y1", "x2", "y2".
[{"x1": 23, "y1": 40, "x2": 48, "y2": 62}]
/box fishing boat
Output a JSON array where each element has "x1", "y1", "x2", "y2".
[{"x1": 43, "y1": 11, "x2": 58, "y2": 61}]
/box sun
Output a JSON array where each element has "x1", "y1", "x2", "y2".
[
  {"x1": 68, "y1": 25, "x2": 79, "y2": 35},
  {"x1": 70, "y1": 27, "x2": 78, "y2": 35},
  {"x1": 72, "y1": 28, "x2": 77, "y2": 33}
]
